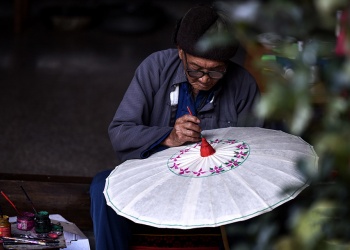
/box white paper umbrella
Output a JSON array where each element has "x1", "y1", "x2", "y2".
[{"x1": 104, "y1": 127, "x2": 318, "y2": 229}]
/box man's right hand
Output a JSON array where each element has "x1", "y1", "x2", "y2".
[{"x1": 161, "y1": 114, "x2": 202, "y2": 147}]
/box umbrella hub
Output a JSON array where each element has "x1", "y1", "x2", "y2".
[{"x1": 200, "y1": 137, "x2": 216, "y2": 157}]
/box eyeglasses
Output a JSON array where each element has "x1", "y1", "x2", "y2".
[
  {"x1": 184, "y1": 53, "x2": 226, "y2": 79},
  {"x1": 186, "y1": 70, "x2": 226, "y2": 79}
]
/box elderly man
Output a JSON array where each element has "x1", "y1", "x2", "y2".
[{"x1": 90, "y1": 4, "x2": 263, "y2": 249}]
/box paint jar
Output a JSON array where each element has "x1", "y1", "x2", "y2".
[
  {"x1": 0, "y1": 215, "x2": 11, "y2": 242},
  {"x1": 35, "y1": 211, "x2": 51, "y2": 233},
  {"x1": 17, "y1": 212, "x2": 35, "y2": 231},
  {"x1": 51, "y1": 223, "x2": 63, "y2": 236}
]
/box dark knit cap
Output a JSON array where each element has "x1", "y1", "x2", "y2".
[{"x1": 174, "y1": 5, "x2": 238, "y2": 61}]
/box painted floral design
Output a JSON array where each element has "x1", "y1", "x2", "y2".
[{"x1": 168, "y1": 139, "x2": 250, "y2": 178}]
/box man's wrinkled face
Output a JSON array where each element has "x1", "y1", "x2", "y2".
[{"x1": 178, "y1": 48, "x2": 226, "y2": 95}]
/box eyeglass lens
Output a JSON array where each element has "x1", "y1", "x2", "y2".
[{"x1": 187, "y1": 70, "x2": 225, "y2": 79}]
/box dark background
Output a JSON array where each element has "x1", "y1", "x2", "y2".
[{"x1": 0, "y1": 0, "x2": 216, "y2": 178}]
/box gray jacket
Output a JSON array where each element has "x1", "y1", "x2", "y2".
[{"x1": 109, "y1": 49, "x2": 263, "y2": 162}]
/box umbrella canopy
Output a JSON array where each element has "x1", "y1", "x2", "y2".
[{"x1": 104, "y1": 127, "x2": 318, "y2": 229}]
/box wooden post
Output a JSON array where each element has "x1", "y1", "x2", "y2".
[{"x1": 220, "y1": 225, "x2": 230, "y2": 250}]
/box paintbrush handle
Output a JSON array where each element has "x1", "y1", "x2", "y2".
[
  {"x1": 187, "y1": 106, "x2": 193, "y2": 116},
  {"x1": 186, "y1": 106, "x2": 203, "y2": 138},
  {"x1": 20, "y1": 185, "x2": 37, "y2": 214},
  {"x1": 2, "y1": 236, "x2": 59, "y2": 246},
  {"x1": 0, "y1": 191, "x2": 22, "y2": 215}
]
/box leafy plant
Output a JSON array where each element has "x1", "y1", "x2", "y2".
[{"x1": 210, "y1": 0, "x2": 350, "y2": 249}]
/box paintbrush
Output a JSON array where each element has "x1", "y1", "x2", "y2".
[
  {"x1": 187, "y1": 106, "x2": 203, "y2": 138},
  {"x1": 186, "y1": 106, "x2": 194, "y2": 116},
  {"x1": 20, "y1": 185, "x2": 38, "y2": 214},
  {"x1": 186, "y1": 106, "x2": 215, "y2": 157},
  {"x1": 2, "y1": 236, "x2": 59, "y2": 246},
  {"x1": 0, "y1": 190, "x2": 22, "y2": 215}
]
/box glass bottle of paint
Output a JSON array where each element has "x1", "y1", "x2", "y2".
[
  {"x1": 35, "y1": 211, "x2": 51, "y2": 233},
  {"x1": 0, "y1": 215, "x2": 11, "y2": 242},
  {"x1": 17, "y1": 212, "x2": 35, "y2": 231}
]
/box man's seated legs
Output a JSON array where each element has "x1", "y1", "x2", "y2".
[{"x1": 90, "y1": 169, "x2": 131, "y2": 250}]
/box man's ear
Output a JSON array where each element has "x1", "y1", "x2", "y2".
[{"x1": 178, "y1": 48, "x2": 184, "y2": 60}]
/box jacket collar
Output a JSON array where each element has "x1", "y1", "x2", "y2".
[{"x1": 172, "y1": 59, "x2": 187, "y2": 87}]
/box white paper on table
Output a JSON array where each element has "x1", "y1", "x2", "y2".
[
  {"x1": 8, "y1": 214, "x2": 90, "y2": 250},
  {"x1": 50, "y1": 214, "x2": 90, "y2": 250}
]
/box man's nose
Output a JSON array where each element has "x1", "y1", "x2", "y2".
[{"x1": 199, "y1": 74, "x2": 211, "y2": 83}]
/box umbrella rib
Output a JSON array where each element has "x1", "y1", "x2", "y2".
[
  {"x1": 249, "y1": 155, "x2": 312, "y2": 178},
  {"x1": 247, "y1": 163, "x2": 307, "y2": 190},
  {"x1": 115, "y1": 167, "x2": 169, "y2": 198},
  {"x1": 218, "y1": 174, "x2": 248, "y2": 219},
  {"x1": 220, "y1": 164, "x2": 306, "y2": 217},
  {"x1": 110, "y1": 173, "x2": 173, "y2": 218},
  {"x1": 254, "y1": 149, "x2": 316, "y2": 158},
  {"x1": 231, "y1": 171, "x2": 273, "y2": 210},
  {"x1": 250, "y1": 153, "x2": 314, "y2": 166}
]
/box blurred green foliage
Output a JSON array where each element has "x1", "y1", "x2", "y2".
[{"x1": 210, "y1": 0, "x2": 350, "y2": 249}]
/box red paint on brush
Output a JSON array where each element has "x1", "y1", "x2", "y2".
[{"x1": 187, "y1": 106, "x2": 193, "y2": 116}]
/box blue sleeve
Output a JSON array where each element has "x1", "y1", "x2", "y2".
[{"x1": 140, "y1": 131, "x2": 171, "y2": 158}]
